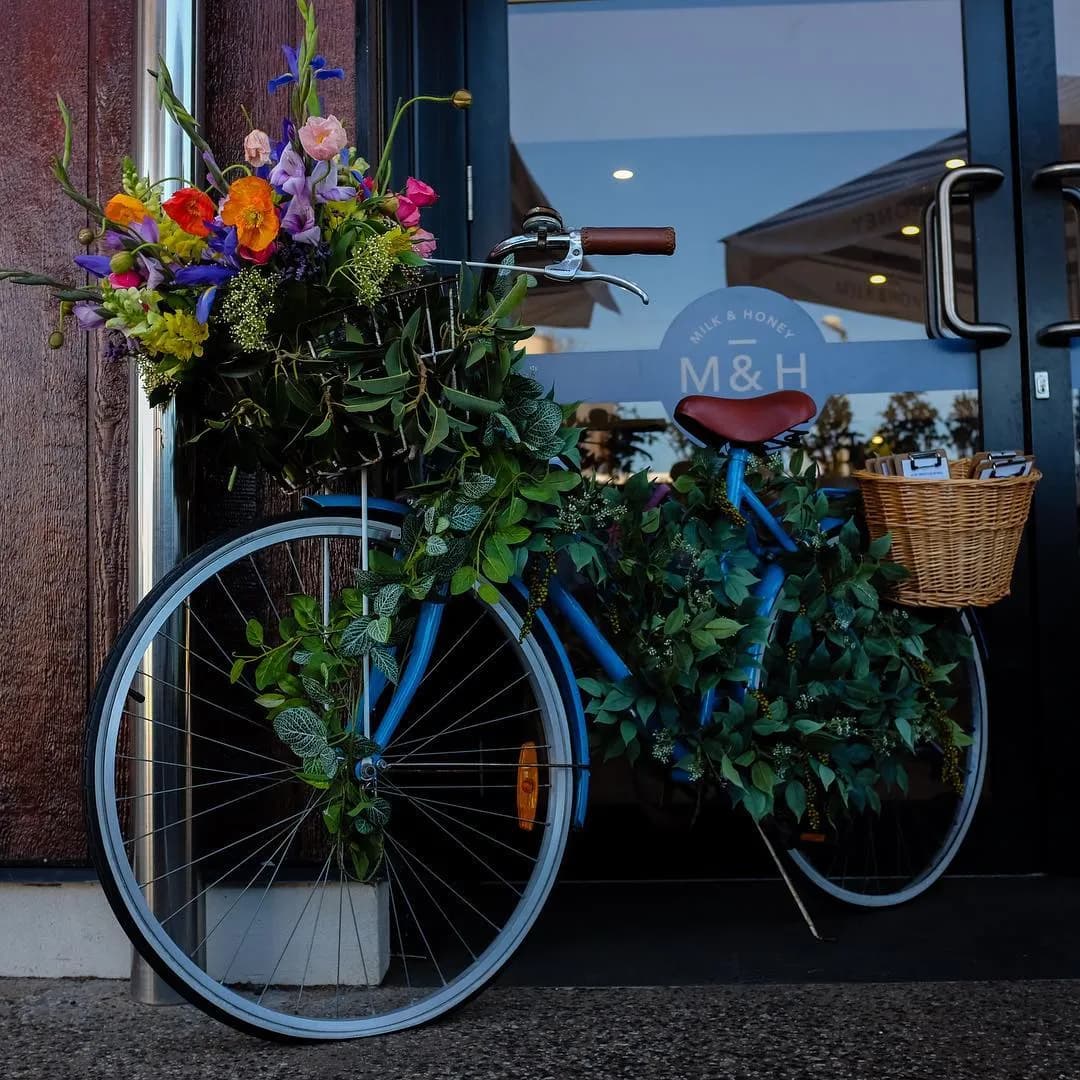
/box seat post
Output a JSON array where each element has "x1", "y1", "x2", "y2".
[{"x1": 725, "y1": 446, "x2": 750, "y2": 509}]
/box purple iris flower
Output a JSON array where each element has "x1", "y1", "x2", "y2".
[
  {"x1": 74, "y1": 254, "x2": 112, "y2": 278},
  {"x1": 267, "y1": 46, "x2": 345, "y2": 94},
  {"x1": 280, "y1": 192, "x2": 320, "y2": 245},
  {"x1": 131, "y1": 216, "x2": 159, "y2": 245},
  {"x1": 195, "y1": 286, "x2": 219, "y2": 324},
  {"x1": 206, "y1": 223, "x2": 240, "y2": 267},
  {"x1": 99, "y1": 231, "x2": 126, "y2": 254},
  {"x1": 173, "y1": 264, "x2": 237, "y2": 286},
  {"x1": 73, "y1": 302, "x2": 106, "y2": 329}
]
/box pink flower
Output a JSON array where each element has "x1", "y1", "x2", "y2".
[
  {"x1": 243, "y1": 129, "x2": 272, "y2": 168},
  {"x1": 109, "y1": 270, "x2": 143, "y2": 289},
  {"x1": 404, "y1": 177, "x2": 438, "y2": 207},
  {"x1": 395, "y1": 196, "x2": 421, "y2": 229},
  {"x1": 411, "y1": 228, "x2": 437, "y2": 259},
  {"x1": 298, "y1": 114, "x2": 348, "y2": 161}
]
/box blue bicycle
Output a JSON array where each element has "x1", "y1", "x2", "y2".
[{"x1": 86, "y1": 217, "x2": 987, "y2": 1040}]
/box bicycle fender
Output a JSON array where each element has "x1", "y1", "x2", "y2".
[{"x1": 301, "y1": 493, "x2": 409, "y2": 515}]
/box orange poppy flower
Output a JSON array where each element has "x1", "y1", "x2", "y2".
[
  {"x1": 103, "y1": 193, "x2": 150, "y2": 226},
  {"x1": 162, "y1": 187, "x2": 217, "y2": 237},
  {"x1": 220, "y1": 176, "x2": 280, "y2": 253}
]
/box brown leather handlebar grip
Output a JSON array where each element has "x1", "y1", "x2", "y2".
[{"x1": 578, "y1": 227, "x2": 676, "y2": 256}]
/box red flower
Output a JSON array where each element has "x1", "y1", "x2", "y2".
[{"x1": 162, "y1": 187, "x2": 217, "y2": 238}]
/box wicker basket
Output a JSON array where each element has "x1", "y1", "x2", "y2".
[{"x1": 854, "y1": 458, "x2": 1040, "y2": 608}]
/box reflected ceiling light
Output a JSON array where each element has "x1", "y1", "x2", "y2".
[
  {"x1": 945, "y1": 158, "x2": 967, "y2": 169},
  {"x1": 900, "y1": 224, "x2": 921, "y2": 236},
  {"x1": 870, "y1": 434, "x2": 885, "y2": 445},
  {"x1": 612, "y1": 168, "x2": 634, "y2": 180},
  {"x1": 868, "y1": 273, "x2": 888, "y2": 285}
]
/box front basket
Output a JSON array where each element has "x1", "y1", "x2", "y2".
[{"x1": 854, "y1": 459, "x2": 1040, "y2": 608}]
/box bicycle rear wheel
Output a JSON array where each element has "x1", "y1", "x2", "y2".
[
  {"x1": 86, "y1": 511, "x2": 573, "y2": 1039},
  {"x1": 769, "y1": 608, "x2": 988, "y2": 907}
]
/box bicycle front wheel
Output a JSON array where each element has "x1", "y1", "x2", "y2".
[
  {"x1": 777, "y1": 609, "x2": 988, "y2": 907},
  {"x1": 86, "y1": 511, "x2": 573, "y2": 1040}
]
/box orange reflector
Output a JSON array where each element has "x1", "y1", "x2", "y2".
[
  {"x1": 517, "y1": 742, "x2": 539, "y2": 832},
  {"x1": 800, "y1": 832, "x2": 827, "y2": 844}
]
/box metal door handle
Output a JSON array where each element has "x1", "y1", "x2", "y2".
[
  {"x1": 933, "y1": 164, "x2": 1011, "y2": 344},
  {"x1": 921, "y1": 199, "x2": 943, "y2": 339},
  {"x1": 1032, "y1": 162, "x2": 1080, "y2": 344}
]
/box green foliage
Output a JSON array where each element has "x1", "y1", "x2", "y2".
[{"x1": 566, "y1": 449, "x2": 973, "y2": 826}]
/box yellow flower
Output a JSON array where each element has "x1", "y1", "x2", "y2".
[
  {"x1": 142, "y1": 310, "x2": 209, "y2": 362},
  {"x1": 158, "y1": 218, "x2": 207, "y2": 261},
  {"x1": 104, "y1": 193, "x2": 150, "y2": 226},
  {"x1": 382, "y1": 226, "x2": 413, "y2": 256}
]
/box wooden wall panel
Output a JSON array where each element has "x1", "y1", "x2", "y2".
[{"x1": 0, "y1": 1, "x2": 135, "y2": 864}]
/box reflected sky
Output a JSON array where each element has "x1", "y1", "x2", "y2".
[{"x1": 508, "y1": 0, "x2": 979, "y2": 466}]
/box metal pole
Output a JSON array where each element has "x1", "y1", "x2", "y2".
[{"x1": 129, "y1": 0, "x2": 203, "y2": 1006}]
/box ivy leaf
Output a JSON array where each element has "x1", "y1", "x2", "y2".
[{"x1": 273, "y1": 706, "x2": 328, "y2": 759}]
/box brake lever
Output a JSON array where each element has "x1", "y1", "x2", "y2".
[
  {"x1": 541, "y1": 266, "x2": 650, "y2": 305},
  {"x1": 540, "y1": 228, "x2": 650, "y2": 304}
]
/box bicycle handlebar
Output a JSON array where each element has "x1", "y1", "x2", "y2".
[{"x1": 578, "y1": 226, "x2": 676, "y2": 257}]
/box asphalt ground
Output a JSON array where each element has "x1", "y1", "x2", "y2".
[{"x1": 5, "y1": 878, "x2": 1080, "y2": 1078}]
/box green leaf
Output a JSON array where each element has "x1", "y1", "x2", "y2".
[
  {"x1": 353, "y1": 372, "x2": 410, "y2": 394},
  {"x1": 705, "y1": 617, "x2": 744, "y2": 639},
  {"x1": 305, "y1": 413, "x2": 333, "y2": 439},
  {"x1": 369, "y1": 645, "x2": 399, "y2": 684},
  {"x1": 245, "y1": 619, "x2": 264, "y2": 646},
  {"x1": 568, "y1": 541, "x2": 595, "y2": 571},
  {"x1": 340, "y1": 616, "x2": 372, "y2": 657},
  {"x1": 664, "y1": 603, "x2": 686, "y2": 636},
  {"x1": 576, "y1": 677, "x2": 607, "y2": 697},
  {"x1": 229, "y1": 658, "x2": 246, "y2": 684},
  {"x1": 619, "y1": 718, "x2": 638, "y2": 747},
  {"x1": 721, "y1": 754, "x2": 745, "y2": 789},
  {"x1": 461, "y1": 473, "x2": 497, "y2": 500},
  {"x1": 272, "y1": 706, "x2": 327, "y2": 759},
  {"x1": 342, "y1": 395, "x2": 393, "y2": 413},
  {"x1": 784, "y1": 779, "x2": 807, "y2": 822},
  {"x1": 868, "y1": 533, "x2": 892, "y2": 559},
  {"x1": 477, "y1": 582, "x2": 501, "y2": 605},
  {"x1": 751, "y1": 759, "x2": 776, "y2": 794},
  {"x1": 254, "y1": 693, "x2": 285, "y2": 708},
  {"x1": 368, "y1": 615, "x2": 392, "y2": 644},
  {"x1": 602, "y1": 688, "x2": 635, "y2": 712},
  {"x1": 291, "y1": 595, "x2": 320, "y2": 630},
  {"x1": 426, "y1": 534, "x2": 449, "y2": 557},
  {"x1": 423, "y1": 406, "x2": 451, "y2": 454},
  {"x1": 449, "y1": 502, "x2": 484, "y2": 531},
  {"x1": 442, "y1": 385, "x2": 503, "y2": 414},
  {"x1": 450, "y1": 566, "x2": 477, "y2": 595},
  {"x1": 374, "y1": 583, "x2": 404, "y2": 616}
]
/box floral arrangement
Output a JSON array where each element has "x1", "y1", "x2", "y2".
[{"x1": 2, "y1": 0, "x2": 469, "y2": 488}]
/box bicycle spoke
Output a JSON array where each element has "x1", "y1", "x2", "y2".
[
  {"x1": 385, "y1": 851, "x2": 444, "y2": 986},
  {"x1": 248, "y1": 554, "x2": 282, "y2": 625},
  {"x1": 119, "y1": 709, "x2": 290, "y2": 770},
  {"x1": 296, "y1": 851, "x2": 335, "y2": 1009},
  {"x1": 386, "y1": 707, "x2": 542, "y2": 753}
]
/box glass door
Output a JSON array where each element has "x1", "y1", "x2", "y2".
[{"x1": 393, "y1": 0, "x2": 1046, "y2": 872}]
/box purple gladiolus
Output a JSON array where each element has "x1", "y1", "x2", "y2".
[
  {"x1": 270, "y1": 146, "x2": 309, "y2": 198},
  {"x1": 280, "y1": 193, "x2": 320, "y2": 245},
  {"x1": 195, "y1": 285, "x2": 219, "y2": 324},
  {"x1": 173, "y1": 264, "x2": 237, "y2": 286},
  {"x1": 74, "y1": 254, "x2": 112, "y2": 277},
  {"x1": 73, "y1": 302, "x2": 106, "y2": 329},
  {"x1": 311, "y1": 160, "x2": 352, "y2": 203}
]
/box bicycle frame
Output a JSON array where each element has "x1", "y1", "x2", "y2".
[{"x1": 312, "y1": 444, "x2": 843, "y2": 826}]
